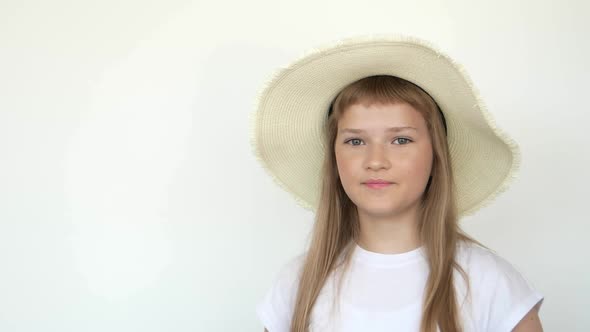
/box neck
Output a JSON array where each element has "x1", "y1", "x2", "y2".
[{"x1": 356, "y1": 205, "x2": 422, "y2": 254}]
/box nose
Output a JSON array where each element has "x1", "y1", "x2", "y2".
[{"x1": 364, "y1": 144, "x2": 391, "y2": 170}]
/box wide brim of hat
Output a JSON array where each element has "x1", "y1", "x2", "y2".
[{"x1": 249, "y1": 34, "x2": 520, "y2": 218}]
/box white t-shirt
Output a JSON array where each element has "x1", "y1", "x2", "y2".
[{"x1": 256, "y1": 240, "x2": 544, "y2": 332}]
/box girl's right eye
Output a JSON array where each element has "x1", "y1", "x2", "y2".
[{"x1": 345, "y1": 138, "x2": 363, "y2": 146}]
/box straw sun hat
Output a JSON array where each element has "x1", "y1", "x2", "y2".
[{"x1": 249, "y1": 34, "x2": 520, "y2": 217}]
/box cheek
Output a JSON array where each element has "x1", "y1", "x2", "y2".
[
  {"x1": 335, "y1": 151, "x2": 359, "y2": 185},
  {"x1": 400, "y1": 150, "x2": 433, "y2": 183},
  {"x1": 401, "y1": 156, "x2": 430, "y2": 174}
]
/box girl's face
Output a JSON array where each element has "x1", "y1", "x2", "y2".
[{"x1": 334, "y1": 102, "x2": 433, "y2": 218}]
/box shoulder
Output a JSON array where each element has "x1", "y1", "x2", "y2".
[
  {"x1": 454, "y1": 240, "x2": 544, "y2": 331},
  {"x1": 274, "y1": 251, "x2": 307, "y2": 297},
  {"x1": 270, "y1": 250, "x2": 308, "y2": 299},
  {"x1": 255, "y1": 251, "x2": 307, "y2": 332},
  {"x1": 455, "y1": 240, "x2": 517, "y2": 277},
  {"x1": 455, "y1": 240, "x2": 539, "y2": 291}
]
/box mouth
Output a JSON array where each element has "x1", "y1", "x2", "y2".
[{"x1": 363, "y1": 182, "x2": 393, "y2": 189}]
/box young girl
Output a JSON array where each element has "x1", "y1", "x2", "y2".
[{"x1": 251, "y1": 35, "x2": 544, "y2": 332}]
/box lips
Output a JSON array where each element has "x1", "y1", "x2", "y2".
[
  {"x1": 365, "y1": 183, "x2": 392, "y2": 189},
  {"x1": 364, "y1": 179, "x2": 393, "y2": 185},
  {"x1": 363, "y1": 179, "x2": 393, "y2": 189}
]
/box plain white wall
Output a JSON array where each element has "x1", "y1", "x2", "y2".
[{"x1": 1, "y1": 0, "x2": 588, "y2": 330}]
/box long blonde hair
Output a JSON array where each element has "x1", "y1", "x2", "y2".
[{"x1": 289, "y1": 75, "x2": 488, "y2": 332}]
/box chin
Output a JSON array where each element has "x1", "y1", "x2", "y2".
[{"x1": 356, "y1": 202, "x2": 400, "y2": 217}]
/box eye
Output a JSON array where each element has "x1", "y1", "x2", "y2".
[
  {"x1": 393, "y1": 137, "x2": 413, "y2": 145},
  {"x1": 344, "y1": 138, "x2": 364, "y2": 146}
]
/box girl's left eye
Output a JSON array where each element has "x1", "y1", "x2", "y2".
[{"x1": 393, "y1": 137, "x2": 413, "y2": 145}]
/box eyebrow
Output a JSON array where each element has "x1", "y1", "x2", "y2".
[{"x1": 339, "y1": 126, "x2": 418, "y2": 134}]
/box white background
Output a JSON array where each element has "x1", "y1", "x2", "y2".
[{"x1": 1, "y1": 0, "x2": 588, "y2": 331}]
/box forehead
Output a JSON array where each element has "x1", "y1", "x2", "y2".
[{"x1": 338, "y1": 102, "x2": 427, "y2": 130}]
